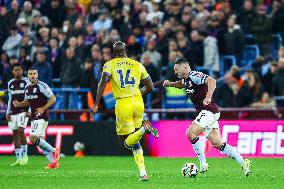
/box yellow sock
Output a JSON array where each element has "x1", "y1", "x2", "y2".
[
  {"x1": 125, "y1": 128, "x2": 145, "y2": 147},
  {"x1": 133, "y1": 149, "x2": 146, "y2": 176}
]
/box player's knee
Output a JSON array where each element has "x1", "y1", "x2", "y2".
[
  {"x1": 132, "y1": 143, "x2": 141, "y2": 151},
  {"x1": 29, "y1": 135, "x2": 38, "y2": 144},
  {"x1": 186, "y1": 127, "x2": 197, "y2": 140},
  {"x1": 212, "y1": 140, "x2": 223, "y2": 149}
]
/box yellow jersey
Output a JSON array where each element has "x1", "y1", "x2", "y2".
[{"x1": 103, "y1": 57, "x2": 150, "y2": 99}]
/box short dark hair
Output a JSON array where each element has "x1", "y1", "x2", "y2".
[
  {"x1": 11, "y1": 63, "x2": 23, "y2": 70},
  {"x1": 174, "y1": 58, "x2": 189, "y2": 65},
  {"x1": 198, "y1": 30, "x2": 208, "y2": 37},
  {"x1": 28, "y1": 67, "x2": 38, "y2": 72}
]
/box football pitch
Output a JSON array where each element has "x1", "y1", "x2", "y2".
[{"x1": 0, "y1": 156, "x2": 283, "y2": 189}]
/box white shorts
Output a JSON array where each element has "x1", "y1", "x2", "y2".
[
  {"x1": 8, "y1": 112, "x2": 29, "y2": 131},
  {"x1": 30, "y1": 119, "x2": 48, "y2": 137},
  {"x1": 193, "y1": 110, "x2": 220, "y2": 137}
]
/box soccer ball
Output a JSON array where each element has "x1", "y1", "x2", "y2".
[{"x1": 182, "y1": 163, "x2": 198, "y2": 178}]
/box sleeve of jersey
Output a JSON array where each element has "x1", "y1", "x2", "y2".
[
  {"x1": 189, "y1": 71, "x2": 208, "y2": 85},
  {"x1": 140, "y1": 64, "x2": 150, "y2": 80},
  {"x1": 102, "y1": 62, "x2": 111, "y2": 76},
  {"x1": 39, "y1": 83, "x2": 54, "y2": 98}
]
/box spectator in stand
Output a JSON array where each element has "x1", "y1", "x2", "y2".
[
  {"x1": 19, "y1": 1, "x2": 40, "y2": 26},
  {"x1": 198, "y1": 30, "x2": 220, "y2": 77},
  {"x1": 245, "y1": 71, "x2": 264, "y2": 103},
  {"x1": 272, "y1": 58, "x2": 284, "y2": 97},
  {"x1": 271, "y1": 0, "x2": 284, "y2": 45},
  {"x1": 195, "y1": 0, "x2": 210, "y2": 31},
  {"x1": 40, "y1": 0, "x2": 66, "y2": 28},
  {"x1": 221, "y1": 15, "x2": 245, "y2": 64},
  {"x1": 84, "y1": 23, "x2": 96, "y2": 47},
  {"x1": 141, "y1": 40, "x2": 161, "y2": 68},
  {"x1": 79, "y1": 58, "x2": 95, "y2": 111},
  {"x1": 238, "y1": 0, "x2": 255, "y2": 34},
  {"x1": 188, "y1": 30, "x2": 203, "y2": 68},
  {"x1": 142, "y1": 52, "x2": 160, "y2": 83},
  {"x1": 250, "y1": 92, "x2": 276, "y2": 108},
  {"x1": 93, "y1": 9, "x2": 112, "y2": 33},
  {"x1": 49, "y1": 38, "x2": 62, "y2": 78},
  {"x1": 33, "y1": 50, "x2": 53, "y2": 86},
  {"x1": 126, "y1": 35, "x2": 142, "y2": 59},
  {"x1": 2, "y1": 25, "x2": 22, "y2": 57},
  {"x1": 112, "y1": 10, "x2": 131, "y2": 42},
  {"x1": 7, "y1": 0, "x2": 21, "y2": 26},
  {"x1": 250, "y1": 4, "x2": 273, "y2": 56},
  {"x1": 60, "y1": 47, "x2": 82, "y2": 109},
  {"x1": 261, "y1": 61, "x2": 278, "y2": 95},
  {"x1": 215, "y1": 66, "x2": 252, "y2": 107}
]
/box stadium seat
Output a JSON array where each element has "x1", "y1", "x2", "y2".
[
  {"x1": 243, "y1": 45, "x2": 260, "y2": 66},
  {"x1": 245, "y1": 34, "x2": 257, "y2": 45},
  {"x1": 219, "y1": 55, "x2": 237, "y2": 76},
  {"x1": 163, "y1": 87, "x2": 192, "y2": 109}
]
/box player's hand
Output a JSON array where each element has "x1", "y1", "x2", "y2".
[
  {"x1": 35, "y1": 107, "x2": 45, "y2": 116},
  {"x1": 163, "y1": 80, "x2": 171, "y2": 87},
  {"x1": 203, "y1": 97, "x2": 211, "y2": 106},
  {"x1": 90, "y1": 105, "x2": 98, "y2": 117},
  {"x1": 13, "y1": 100, "x2": 21, "y2": 107},
  {"x1": 6, "y1": 115, "x2": 11, "y2": 121}
]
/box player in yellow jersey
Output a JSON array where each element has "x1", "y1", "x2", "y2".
[{"x1": 90, "y1": 41, "x2": 159, "y2": 181}]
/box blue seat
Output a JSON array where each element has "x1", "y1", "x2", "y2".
[
  {"x1": 243, "y1": 45, "x2": 260, "y2": 66},
  {"x1": 219, "y1": 55, "x2": 237, "y2": 76},
  {"x1": 103, "y1": 93, "x2": 115, "y2": 109}
]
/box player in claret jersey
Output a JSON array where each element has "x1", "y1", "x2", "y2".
[
  {"x1": 13, "y1": 67, "x2": 60, "y2": 169},
  {"x1": 7, "y1": 63, "x2": 30, "y2": 166},
  {"x1": 163, "y1": 58, "x2": 251, "y2": 177}
]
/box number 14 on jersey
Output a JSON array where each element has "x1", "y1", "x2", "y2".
[{"x1": 117, "y1": 69, "x2": 135, "y2": 88}]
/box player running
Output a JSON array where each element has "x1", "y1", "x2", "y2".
[
  {"x1": 6, "y1": 63, "x2": 29, "y2": 166},
  {"x1": 90, "y1": 41, "x2": 159, "y2": 181},
  {"x1": 163, "y1": 58, "x2": 251, "y2": 177},
  {"x1": 13, "y1": 68, "x2": 60, "y2": 169}
]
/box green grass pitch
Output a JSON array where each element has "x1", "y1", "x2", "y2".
[{"x1": 0, "y1": 156, "x2": 283, "y2": 189}]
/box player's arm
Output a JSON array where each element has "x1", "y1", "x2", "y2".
[
  {"x1": 163, "y1": 80, "x2": 183, "y2": 89},
  {"x1": 90, "y1": 73, "x2": 110, "y2": 116},
  {"x1": 140, "y1": 77, "x2": 154, "y2": 96},
  {"x1": 203, "y1": 76, "x2": 216, "y2": 105},
  {"x1": 13, "y1": 99, "x2": 29, "y2": 107},
  {"x1": 35, "y1": 94, "x2": 56, "y2": 116}
]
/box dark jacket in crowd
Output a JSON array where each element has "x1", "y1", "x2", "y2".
[
  {"x1": 272, "y1": 4, "x2": 284, "y2": 33},
  {"x1": 272, "y1": 68, "x2": 284, "y2": 96},
  {"x1": 60, "y1": 57, "x2": 82, "y2": 86},
  {"x1": 222, "y1": 27, "x2": 245, "y2": 58},
  {"x1": 33, "y1": 61, "x2": 53, "y2": 86},
  {"x1": 250, "y1": 14, "x2": 272, "y2": 44},
  {"x1": 215, "y1": 82, "x2": 252, "y2": 107},
  {"x1": 144, "y1": 63, "x2": 160, "y2": 83},
  {"x1": 238, "y1": 8, "x2": 255, "y2": 33}
]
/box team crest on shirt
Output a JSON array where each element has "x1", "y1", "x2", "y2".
[
  {"x1": 33, "y1": 88, "x2": 37, "y2": 93},
  {"x1": 20, "y1": 83, "x2": 24, "y2": 88}
]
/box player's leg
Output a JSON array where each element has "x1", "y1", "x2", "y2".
[
  {"x1": 29, "y1": 120, "x2": 60, "y2": 168},
  {"x1": 8, "y1": 115, "x2": 22, "y2": 166},
  {"x1": 118, "y1": 135, "x2": 147, "y2": 181},
  {"x1": 207, "y1": 126, "x2": 251, "y2": 177},
  {"x1": 115, "y1": 97, "x2": 148, "y2": 181},
  {"x1": 187, "y1": 111, "x2": 209, "y2": 171},
  {"x1": 17, "y1": 113, "x2": 29, "y2": 165}
]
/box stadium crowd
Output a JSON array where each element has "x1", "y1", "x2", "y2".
[{"x1": 0, "y1": 0, "x2": 284, "y2": 112}]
